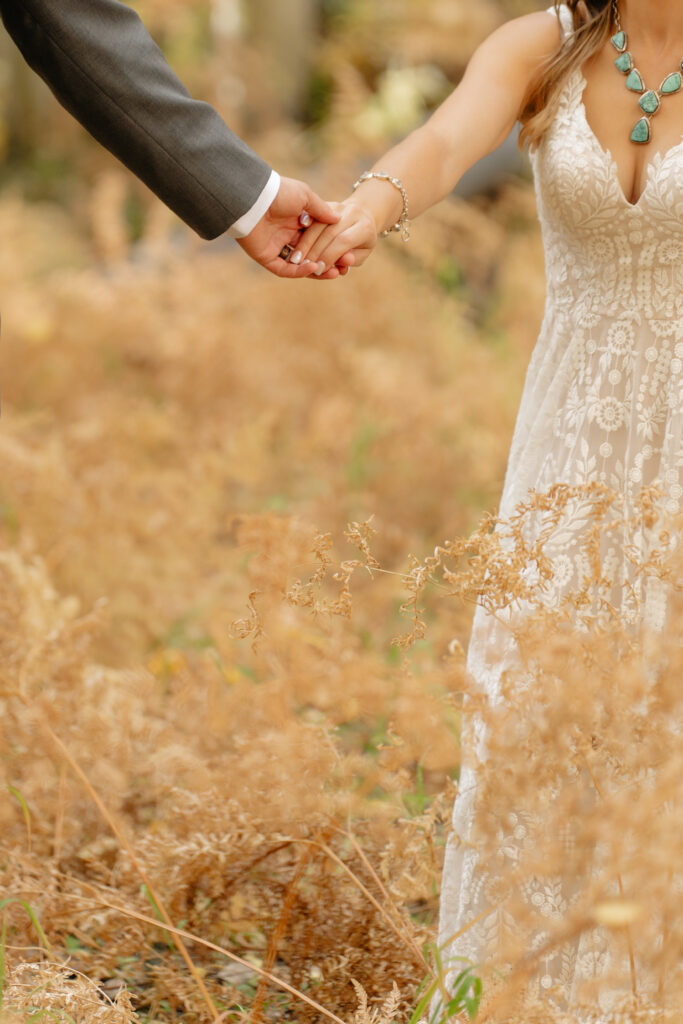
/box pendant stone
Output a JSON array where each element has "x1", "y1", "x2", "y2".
[
  {"x1": 661, "y1": 71, "x2": 682, "y2": 94},
  {"x1": 631, "y1": 117, "x2": 651, "y2": 144},
  {"x1": 639, "y1": 89, "x2": 660, "y2": 114},
  {"x1": 613, "y1": 23, "x2": 683, "y2": 145},
  {"x1": 615, "y1": 51, "x2": 634, "y2": 73},
  {"x1": 626, "y1": 69, "x2": 645, "y2": 92}
]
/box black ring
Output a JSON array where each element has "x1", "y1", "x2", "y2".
[{"x1": 278, "y1": 243, "x2": 296, "y2": 261}]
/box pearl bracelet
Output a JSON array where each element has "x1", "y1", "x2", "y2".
[{"x1": 352, "y1": 171, "x2": 411, "y2": 241}]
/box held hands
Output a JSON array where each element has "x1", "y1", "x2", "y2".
[
  {"x1": 238, "y1": 177, "x2": 379, "y2": 280},
  {"x1": 238, "y1": 176, "x2": 354, "y2": 279},
  {"x1": 285, "y1": 199, "x2": 379, "y2": 278}
]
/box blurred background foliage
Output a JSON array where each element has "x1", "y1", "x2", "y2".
[
  {"x1": 0, "y1": 0, "x2": 539, "y2": 219},
  {"x1": 0, "y1": 4, "x2": 573, "y2": 1020},
  {"x1": 0, "y1": 0, "x2": 548, "y2": 666}
]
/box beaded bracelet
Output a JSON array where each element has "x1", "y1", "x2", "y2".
[{"x1": 352, "y1": 171, "x2": 411, "y2": 241}]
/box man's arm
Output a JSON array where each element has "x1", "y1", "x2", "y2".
[{"x1": 0, "y1": 0, "x2": 273, "y2": 240}]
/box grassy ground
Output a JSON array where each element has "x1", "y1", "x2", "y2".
[
  {"x1": 0, "y1": 178, "x2": 548, "y2": 1022},
  {"x1": 0, "y1": 8, "x2": 680, "y2": 1013}
]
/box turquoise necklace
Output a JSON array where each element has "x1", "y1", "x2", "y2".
[{"x1": 611, "y1": 1, "x2": 683, "y2": 144}]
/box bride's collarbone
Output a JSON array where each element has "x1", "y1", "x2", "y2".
[{"x1": 580, "y1": 57, "x2": 683, "y2": 204}]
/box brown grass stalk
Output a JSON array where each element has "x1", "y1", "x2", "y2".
[
  {"x1": 248, "y1": 837, "x2": 319, "y2": 1024},
  {"x1": 42, "y1": 719, "x2": 222, "y2": 1023},
  {"x1": 301, "y1": 838, "x2": 430, "y2": 974},
  {"x1": 72, "y1": 889, "x2": 349, "y2": 1024}
]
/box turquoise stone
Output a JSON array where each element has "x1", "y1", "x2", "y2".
[
  {"x1": 625, "y1": 68, "x2": 645, "y2": 92},
  {"x1": 631, "y1": 117, "x2": 651, "y2": 144},
  {"x1": 661, "y1": 71, "x2": 682, "y2": 94},
  {"x1": 639, "y1": 89, "x2": 660, "y2": 114},
  {"x1": 615, "y1": 51, "x2": 633, "y2": 73},
  {"x1": 611, "y1": 30, "x2": 627, "y2": 52}
]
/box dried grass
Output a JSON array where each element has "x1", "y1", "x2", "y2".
[
  {"x1": 0, "y1": 45, "x2": 680, "y2": 1021},
  {"x1": 0, "y1": 179, "x2": 520, "y2": 1021}
]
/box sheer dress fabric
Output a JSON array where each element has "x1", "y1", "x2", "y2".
[{"x1": 435, "y1": 4, "x2": 681, "y2": 1018}]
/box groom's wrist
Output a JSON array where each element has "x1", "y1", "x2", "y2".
[{"x1": 227, "y1": 170, "x2": 281, "y2": 239}]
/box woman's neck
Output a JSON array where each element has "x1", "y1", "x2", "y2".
[{"x1": 621, "y1": 0, "x2": 683, "y2": 51}]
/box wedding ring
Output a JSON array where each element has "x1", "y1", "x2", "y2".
[{"x1": 278, "y1": 243, "x2": 296, "y2": 261}]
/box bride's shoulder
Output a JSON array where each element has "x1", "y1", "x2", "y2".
[
  {"x1": 476, "y1": 10, "x2": 564, "y2": 70},
  {"x1": 460, "y1": 9, "x2": 565, "y2": 108}
]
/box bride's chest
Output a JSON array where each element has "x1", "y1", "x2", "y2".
[
  {"x1": 533, "y1": 70, "x2": 683, "y2": 238},
  {"x1": 581, "y1": 50, "x2": 683, "y2": 207}
]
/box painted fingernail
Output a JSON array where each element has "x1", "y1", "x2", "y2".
[
  {"x1": 314, "y1": 262, "x2": 326, "y2": 276},
  {"x1": 290, "y1": 250, "x2": 303, "y2": 265},
  {"x1": 299, "y1": 212, "x2": 312, "y2": 227}
]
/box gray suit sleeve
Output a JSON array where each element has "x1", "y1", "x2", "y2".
[{"x1": 0, "y1": 0, "x2": 273, "y2": 239}]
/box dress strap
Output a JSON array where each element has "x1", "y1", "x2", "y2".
[{"x1": 545, "y1": 3, "x2": 574, "y2": 41}]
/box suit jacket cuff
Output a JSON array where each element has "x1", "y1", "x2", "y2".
[{"x1": 227, "y1": 170, "x2": 281, "y2": 239}]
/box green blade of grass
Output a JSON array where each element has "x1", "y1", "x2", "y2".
[
  {"x1": 407, "y1": 974, "x2": 439, "y2": 1024},
  {"x1": 0, "y1": 900, "x2": 51, "y2": 956},
  {"x1": 7, "y1": 786, "x2": 32, "y2": 852},
  {"x1": 141, "y1": 884, "x2": 176, "y2": 951},
  {"x1": 1, "y1": 913, "x2": 6, "y2": 1012}
]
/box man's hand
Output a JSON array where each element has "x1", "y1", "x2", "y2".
[{"x1": 237, "y1": 177, "x2": 352, "y2": 279}]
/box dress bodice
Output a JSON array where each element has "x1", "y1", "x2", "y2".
[
  {"x1": 495, "y1": 6, "x2": 683, "y2": 541},
  {"x1": 536, "y1": 3, "x2": 683, "y2": 323},
  {"x1": 531, "y1": 64, "x2": 683, "y2": 323}
]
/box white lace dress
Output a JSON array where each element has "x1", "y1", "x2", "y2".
[{"x1": 435, "y1": 3, "x2": 681, "y2": 1017}]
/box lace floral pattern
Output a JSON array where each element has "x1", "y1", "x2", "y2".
[{"x1": 435, "y1": 3, "x2": 681, "y2": 1017}]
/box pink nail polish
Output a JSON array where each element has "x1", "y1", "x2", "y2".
[
  {"x1": 314, "y1": 262, "x2": 326, "y2": 276},
  {"x1": 300, "y1": 212, "x2": 312, "y2": 227},
  {"x1": 290, "y1": 250, "x2": 303, "y2": 265}
]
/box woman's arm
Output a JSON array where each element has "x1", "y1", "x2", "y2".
[{"x1": 296, "y1": 10, "x2": 562, "y2": 274}]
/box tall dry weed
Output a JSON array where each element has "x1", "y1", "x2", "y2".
[
  {"x1": 0, "y1": 137, "x2": 679, "y2": 1022},
  {"x1": 2, "y1": 479, "x2": 680, "y2": 1021}
]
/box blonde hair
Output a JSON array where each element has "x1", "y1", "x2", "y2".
[{"x1": 519, "y1": 0, "x2": 615, "y2": 148}]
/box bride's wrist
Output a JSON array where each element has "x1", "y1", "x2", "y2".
[{"x1": 344, "y1": 180, "x2": 403, "y2": 236}]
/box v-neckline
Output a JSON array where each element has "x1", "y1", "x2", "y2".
[{"x1": 575, "y1": 68, "x2": 683, "y2": 210}]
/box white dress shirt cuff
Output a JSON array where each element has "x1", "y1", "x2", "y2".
[{"x1": 227, "y1": 170, "x2": 281, "y2": 239}]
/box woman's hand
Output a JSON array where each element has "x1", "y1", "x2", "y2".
[{"x1": 287, "y1": 200, "x2": 379, "y2": 277}]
